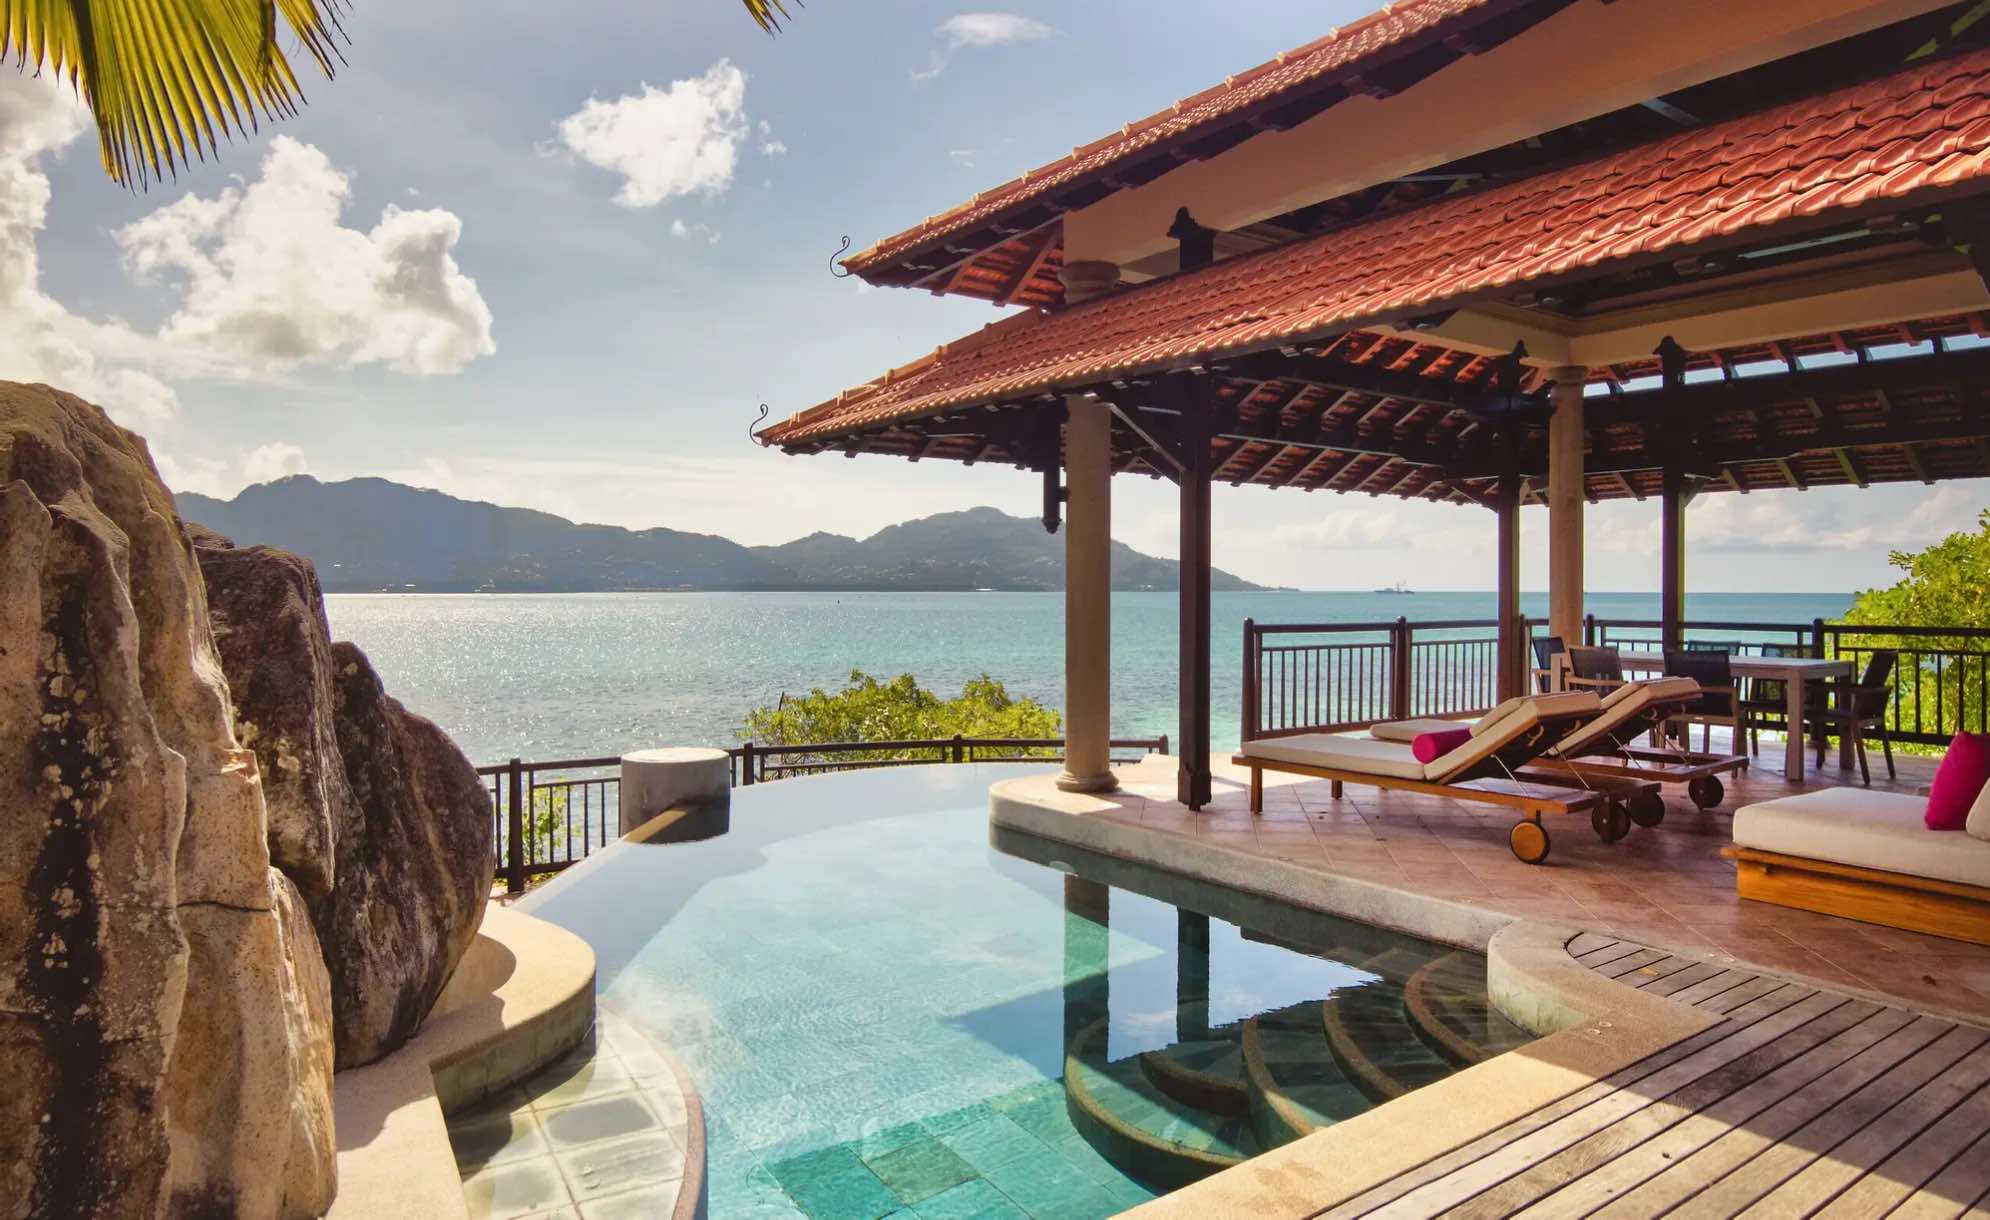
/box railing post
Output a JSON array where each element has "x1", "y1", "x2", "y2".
[
  {"x1": 1812, "y1": 617, "x2": 1827, "y2": 660},
  {"x1": 1241, "y1": 618, "x2": 1259, "y2": 744},
  {"x1": 1158, "y1": 733, "x2": 1170, "y2": 757},
  {"x1": 505, "y1": 758, "x2": 524, "y2": 895},
  {"x1": 1390, "y1": 617, "x2": 1411, "y2": 721},
  {"x1": 952, "y1": 733, "x2": 965, "y2": 763},
  {"x1": 741, "y1": 741, "x2": 756, "y2": 785},
  {"x1": 1583, "y1": 613, "x2": 1597, "y2": 647}
]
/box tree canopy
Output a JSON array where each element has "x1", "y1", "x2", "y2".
[
  {"x1": 741, "y1": 670, "x2": 1062, "y2": 762},
  {"x1": 1842, "y1": 510, "x2": 1990, "y2": 646}
]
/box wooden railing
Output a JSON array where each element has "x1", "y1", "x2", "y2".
[
  {"x1": 481, "y1": 734, "x2": 1170, "y2": 892},
  {"x1": 1242, "y1": 617, "x2": 1510, "y2": 739},
  {"x1": 1241, "y1": 613, "x2": 1990, "y2": 751}
]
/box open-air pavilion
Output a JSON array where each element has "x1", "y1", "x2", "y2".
[
  {"x1": 761, "y1": 0, "x2": 1990, "y2": 809},
  {"x1": 757, "y1": 2, "x2": 1990, "y2": 1211}
]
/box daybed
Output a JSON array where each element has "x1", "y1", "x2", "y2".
[
  {"x1": 1235, "y1": 691, "x2": 1660, "y2": 864},
  {"x1": 1723, "y1": 788, "x2": 1990, "y2": 946}
]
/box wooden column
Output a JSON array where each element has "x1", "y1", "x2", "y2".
[
  {"x1": 1660, "y1": 464, "x2": 1695, "y2": 653},
  {"x1": 1657, "y1": 337, "x2": 1691, "y2": 653},
  {"x1": 1178, "y1": 381, "x2": 1214, "y2": 811},
  {"x1": 1547, "y1": 367, "x2": 1587, "y2": 646},
  {"x1": 1494, "y1": 470, "x2": 1524, "y2": 700},
  {"x1": 1058, "y1": 395, "x2": 1118, "y2": 793}
]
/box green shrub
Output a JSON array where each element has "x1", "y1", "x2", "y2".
[{"x1": 741, "y1": 670, "x2": 1062, "y2": 765}]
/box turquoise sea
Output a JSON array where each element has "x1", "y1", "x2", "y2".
[{"x1": 323, "y1": 590, "x2": 1853, "y2": 767}]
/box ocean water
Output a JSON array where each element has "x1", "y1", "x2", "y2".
[{"x1": 323, "y1": 590, "x2": 1853, "y2": 767}]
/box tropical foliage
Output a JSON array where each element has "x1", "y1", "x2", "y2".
[
  {"x1": 1839, "y1": 509, "x2": 1990, "y2": 745},
  {"x1": 741, "y1": 670, "x2": 1063, "y2": 765},
  {"x1": 4, "y1": 0, "x2": 793, "y2": 187}
]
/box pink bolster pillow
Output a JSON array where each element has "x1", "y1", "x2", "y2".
[
  {"x1": 1927, "y1": 731, "x2": 1990, "y2": 830},
  {"x1": 1412, "y1": 727, "x2": 1473, "y2": 763}
]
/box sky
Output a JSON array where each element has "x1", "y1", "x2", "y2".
[{"x1": 4, "y1": 0, "x2": 1984, "y2": 594}]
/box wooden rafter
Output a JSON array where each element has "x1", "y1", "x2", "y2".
[{"x1": 995, "y1": 224, "x2": 1061, "y2": 306}]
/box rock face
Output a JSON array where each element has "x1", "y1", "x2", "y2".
[
  {"x1": 0, "y1": 383, "x2": 335, "y2": 1217},
  {"x1": 192, "y1": 536, "x2": 493, "y2": 1068}
]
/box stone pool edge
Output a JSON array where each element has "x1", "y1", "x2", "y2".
[
  {"x1": 328, "y1": 904, "x2": 597, "y2": 1219},
  {"x1": 989, "y1": 768, "x2": 1723, "y2": 1219}
]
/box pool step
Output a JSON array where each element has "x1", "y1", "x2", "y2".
[
  {"x1": 1138, "y1": 1037, "x2": 1249, "y2": 1116},
  {"x1": 1241, "y1": 1003, "x2": 1370, "y2": 1147},
  {"x1": 1322, "y1": 980, "x2": 1457, "y2": 1102},
  {"x1": 1403, "y1": 952, "x2": 1536, "y2": 1067},
  {"x1": 1064, "y1": 1020, "x2": 1263, "y2": 1190}
]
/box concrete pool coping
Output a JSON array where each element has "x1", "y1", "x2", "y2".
[
  {"x1": 990, "y1": 766, "x2": 1728, "y2": 1217},
  {"x1": 328, "y1": 904, "x2": 598, "y2": 1220}
]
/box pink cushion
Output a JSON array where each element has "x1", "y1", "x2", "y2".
[
  {"x1": 1926, "y1": 731, "x2": 1990, "y2": 830},
  {"x1": 1412, "y1": 727, "x2": 1473, "y2": 764}
]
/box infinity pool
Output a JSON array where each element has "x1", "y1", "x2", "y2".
[{"x1": 518, "y1": 765, "x2": 1530, "y2": 1218}]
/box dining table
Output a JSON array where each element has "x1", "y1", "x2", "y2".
[{"x1": 1617, "y1": 650, "x2": 1856, "y2": 782}]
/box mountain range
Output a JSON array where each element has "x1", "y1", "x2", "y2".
[{"x1": 173, "y1": 476, "x2": 1267, "y2": 593}]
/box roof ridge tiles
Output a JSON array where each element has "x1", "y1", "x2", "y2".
[{"x1": 764, "y1": 44, "x2": 1990, "y2": 446}]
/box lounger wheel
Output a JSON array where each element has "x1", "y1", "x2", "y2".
[
  {"x1": 1509, "y1": 820, "x2": 1551, "y2": 864},
  {"x1": 1591, "y1": 800, "x2": 1631, "y2": 844},
  {"x1": 1688, "y1": 777, "x2": 1725, "y2": 810},
  {"x1": 1627, "y1": 791, "x2": 1666, "y2": 829}
]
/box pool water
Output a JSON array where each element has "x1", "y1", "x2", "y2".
[{"x1": 520, "y1": 766, "x2": 1531, "y2": 1218}]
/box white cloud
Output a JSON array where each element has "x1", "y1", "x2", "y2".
[
  {"x1": 0, "y1": 75, "x2": 179, "y2": 429},
  {"x1": 241, "y1": 441, "x2": 310, "y2": 484},
  {"x1": 761, "y1": 139, "x2": 788, "y2": 157},
  {"x1": 0, "y1": 76, "x2": 493, "y2": 446},
  {"x1": 938, "y1": 13, "x2": 1052, "y2": 47},
  {"x1": 557, "y1": 61, "x2": 749, "y2": 209},
  {"x1": 669, "y1": 219, "x2": 720, "y2": 244},
  {"x1": 915, "y1": 13, "x2": 1054, "y2": 80},
  {"x1": 118, "y1": 137, "x2": 495, "y2": 377}
]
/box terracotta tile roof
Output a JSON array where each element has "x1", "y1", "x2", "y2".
[
  {"x1": 764, "y1": 47, "x2": 1990, "y2": 448},
  {"x1": 845, "y1": 0, "x2": 1520, "y2": 276}
]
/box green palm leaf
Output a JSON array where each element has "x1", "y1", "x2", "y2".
[{"x1": 4, "y1": 0, "x2": 797, "y2": 188}]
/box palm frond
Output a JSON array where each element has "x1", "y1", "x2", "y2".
[
  {"x1": 739, "y1": 0, "x2": 796, "y2": 33},
  {"x1": 2, "y1": 0, "x2": 346, "y2": 188}
]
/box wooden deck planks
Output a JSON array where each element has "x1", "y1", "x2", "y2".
[
  {"x1": 1668, "y1": 1023, "x2": 1990, "y2": 1219},
  {"x1": 1737, "y1": 1036, "x2": 1990, "y2": 1217},
  {"x1": 1367, "y1": 986, "x2": 1832, "y2": 1216},
  {"x1": 1512, "y1": 1005, "x2": 1919, "y2": 1220},
  {"x1": 1590, "y1": 947, "x2": 1677, "y2": 980},
  {"x1": 1888, "y1": 1125, "x2": 1990, "y2": 1220},
  {"x1": 1636, "y1": 959, "x2": 1731, "y2": 999},
  {"x1": 1319, "y1": 979, "x2": 1798, "y2": 1219},
  {"x1": 1448, "y1": 997, "x2": 1881, "y2": 1219},
  {"x1": 1338, "y1": 935, "x2": 1990, "y2": 1219},
  {"x1": 1813, "y1": 1070, "x2": 1990, "y2": 1218},
  {"x1": 1588, "y1": 1014, "x2": 1955, "y2": 1219}
]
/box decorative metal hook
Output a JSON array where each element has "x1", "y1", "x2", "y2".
[
  {"x1": 748, "y1": 403, "x2": 770, "y2": 444},
  {"x1": 829, "y1": 235, "x2": 853, "y2": 278}
]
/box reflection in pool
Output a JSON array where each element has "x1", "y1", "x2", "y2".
[{"x1": 520, "y1": 765, "x2": 1530, "y2": 1217}]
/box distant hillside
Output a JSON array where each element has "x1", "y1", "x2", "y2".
[{"x1": 173, "y1": 476, "x2": 1267, "y2": 593}]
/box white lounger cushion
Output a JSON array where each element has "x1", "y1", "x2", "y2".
[
  {"x1": 1242, "y1": 690, "x2": 1600, "y2": 784},
  {"x1": 1554, "y1": 677, "x2": 1702, "y2": 758},
  {"x1": 1372, "y1": 690, "x2": 1606, "y2": 745},
  {"x1": 1241, "y1": 733, "x2": 1427, "y2": 780},
  {"x1": 1369, "y1": 717, "x2": 1470, "y2": 744},
  {"x1": 1733, "y1": 788, "x2": 1990, "y2": 891}
]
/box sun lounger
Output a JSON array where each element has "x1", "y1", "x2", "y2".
[
  {"x1": 1234, "y1": 691, "x2": 1631, "y2": 864},
  {"x1": 1521, "y1": 676, "x2": 1750, "y2": 815}
]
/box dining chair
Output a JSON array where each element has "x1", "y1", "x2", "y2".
[
  {"x1": 1810, "y1": 650, "x2": 1899, "y2": 784},
  {"x1": 1565, "y1": 645, "x2": 1628, "y2": 693},
  {"x1": 1739, "y1": 642, "x2": 1805, "y2": 756},
  {"x1": 1662, "y1": 648, "x2": 1741, "y2": 754},
  {"x1": 1531, "y1": 635, "x2": 1567, "y2": 693}
]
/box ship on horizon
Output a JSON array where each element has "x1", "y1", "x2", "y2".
[{"x1": 1375, "y1": 579, "x2": 1414, "y2": 595}]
